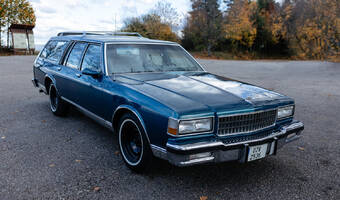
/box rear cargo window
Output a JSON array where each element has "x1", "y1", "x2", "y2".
[{"x1": 40, "y1": 40, "x2": 68, "y2": 64}]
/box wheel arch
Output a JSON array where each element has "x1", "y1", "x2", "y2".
[
  {"x1": 44, "y1": 75, "x2": 56, "y2": 95},
  {"x1": 112, "y1": 105, "x2": 151, "y2": 145}
]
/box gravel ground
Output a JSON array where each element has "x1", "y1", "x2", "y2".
[{"x1": 0, "y1": 56, "x2": 339, "y2": 200}]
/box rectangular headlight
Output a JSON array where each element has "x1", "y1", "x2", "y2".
[
  {"x1": 277, "y1": 105, "x2": 294, "y2": 119},
  {"x1": 168, "y1": 117, "x2": 213, "y2": 136}
]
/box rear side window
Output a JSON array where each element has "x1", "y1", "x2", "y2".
[
  {"x1": 40, "y1": 40, "x2": 68, "y2": 64},
  {"x1": 81, "y1": 44, "x2": 102, "y2": 72},
  {"x1": 65, "y1": 42, "x2": 87, "y2": 69}
]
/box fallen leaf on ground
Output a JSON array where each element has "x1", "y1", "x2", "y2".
[
  {"x1": 93, "y1": 186, "x2": 100, "y2": 192},
  {"x1": 75, "y1": 159, "x2": 82, "y2": 163},
  {"x1": 298, "y1": 147, "x2": 305, "y2": 151},
  {"x1": 49, "y1": 164, "x2": 55, "y2": 167},
  {"x1": 200, "y1": 196, "x2": 208, "y2": 200},
  {"x1": 114, "y1": 151, "x2": 120, "y2": 155},
  {"x1": 42, "y1": 120, "x2": 46, "y2": 123}
]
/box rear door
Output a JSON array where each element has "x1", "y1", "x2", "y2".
[{"x1": 57, "y1": 42, "x2": 88, "y2": 104}]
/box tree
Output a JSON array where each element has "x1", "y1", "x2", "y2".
[
  {"x1": 122, "y1": 14, "x2": 179, "y2": 42},
  {"x1": 149, "y1": 1, "x2": 181, "y2": 32},
  {"x1": 253, "y1": 0, "x2": 279, "y2": 52},
  {"x1": 0, "y1": 0, "x2": 35, "y2": 48},
  {"x1": 224, "y1": 0, "x2": 257, "y2": 50},
  {"x1": 182, "y1": 0, "x2": 223, "y2": 54},
  {"x1": 289, "y1": 0, "x2": 340, "y2": 59},
  {"x1": 0, "y1": 0, "x2": 7, "y2": 47}
]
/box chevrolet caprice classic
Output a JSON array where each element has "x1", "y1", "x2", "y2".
[{"x1": 32, "y1": 32, "x2": 304, "y2": 171}]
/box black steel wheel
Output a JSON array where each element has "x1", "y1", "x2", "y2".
[
  {"x1": 49, "y1": 84, "x2": 68, "y2": 116},
  {"x1": 118, "y1": 113, "x2": 153, "y2": 172}
]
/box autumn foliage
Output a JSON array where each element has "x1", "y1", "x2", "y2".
[
  {"x1": 122, "y1": 14, "x2": 179, "y2": 42},
  {"x1": 182, "y1": 0, "x2": 340, "y2": 60}
]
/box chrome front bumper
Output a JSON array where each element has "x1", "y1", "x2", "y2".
[{"x1": 152, "y1": 121, "x2": 304, "y2": 167}]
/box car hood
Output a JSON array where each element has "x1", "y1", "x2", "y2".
[{"x1": 112, "y1": 72, "x2": 293, "y2": 116}]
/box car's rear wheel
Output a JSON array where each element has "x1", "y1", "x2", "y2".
[
  {"x1": 118, "y1": 113, "x2": 152, "y2": 172},
  {"x1": 49, "y1": 84, "x2": 68, "y2": 116}
]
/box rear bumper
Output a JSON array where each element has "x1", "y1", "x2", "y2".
[
  {"x1": 32, "y1": 78, "x2": 39, "y2": 87},
  {"x1": 152, "y1": 121, "x2": 304, "y2": 167},
  {"x1": 32, "y1": 78, "x2": 47, "y2": 94}
]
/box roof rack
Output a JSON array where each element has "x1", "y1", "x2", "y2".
[{"x1": 57, "y1": 31, "x2": 143, "y2": 37}]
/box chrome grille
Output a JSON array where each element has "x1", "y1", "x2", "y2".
[{"x1": 218, "y1": 109, "x2": 277, "y2": 136}]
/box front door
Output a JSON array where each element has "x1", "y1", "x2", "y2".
[{"x1": 77, "y1": 44, "x2": 113, "y2": 120}]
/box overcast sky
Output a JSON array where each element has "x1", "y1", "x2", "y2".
[
  {"x1": 29, "y1": 0, "x2": 191, "y2": 45},
  {"x1": 28, "y1": 0, "x2": 282, "y2": 46}
]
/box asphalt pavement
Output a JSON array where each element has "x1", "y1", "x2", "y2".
[{"x1": 0, "y1": 56, "x2": 339, "y2": 200}]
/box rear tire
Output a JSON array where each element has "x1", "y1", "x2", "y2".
[
  {"x1": 49, "y1": 84, "x2": 68, "y2": 116},
  {"x1": 118, "y1": 113, "x2": 153, "y2": 172}
]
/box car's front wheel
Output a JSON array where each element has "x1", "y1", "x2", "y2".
[
  {"x1": 49, "y1": 84, "x2": 68, "y2": 116},
  {"x1": 118, "y1": 113, "x2": 153, "y2": 172}
]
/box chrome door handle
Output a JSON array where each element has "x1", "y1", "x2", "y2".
[{"x1": 76, "y1": 73, "x2": 81, "y2": 78}]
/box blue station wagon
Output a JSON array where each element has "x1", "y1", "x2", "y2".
[{"x1": 32, "y1": 32, "x2": 304, "y2": 172}]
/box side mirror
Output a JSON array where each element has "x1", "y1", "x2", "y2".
[{"x1": 82, "y1": 68, "x2": 102, "y2": 77}]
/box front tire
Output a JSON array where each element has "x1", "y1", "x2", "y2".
[
  {"x1": 118, "y1": 113, "x2": 153, "y2": 172},
  {"x1": 49, "y1": 84, "x2": 68, "y2": 116}
]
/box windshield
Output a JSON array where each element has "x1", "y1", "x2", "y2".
[{"x1": 106, "y1": 44, "x2": 204, "y2": 74}]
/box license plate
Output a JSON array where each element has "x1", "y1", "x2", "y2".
[{"x1": 248, "y1": 143, "x2": 268, "y2": 162}]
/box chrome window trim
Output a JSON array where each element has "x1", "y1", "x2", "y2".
[
  {"x1": 79, "y1": 43, "x2": 103, "y2": 72},
  {"x1": 217, "y1": 108, "x2": 278, "y2": 136},
  {"x1": 167, "y1": 116, "x2": 215, "y2": 137},
  {"x1": 104, "y1": 42, "x2": 206, "y2": 76},
  {"x1": 177, "y1": 45, "x2": 207, "y2": 72},
  {"x1": 64, "y1": 41, "x2": 88, "y2": 70}
]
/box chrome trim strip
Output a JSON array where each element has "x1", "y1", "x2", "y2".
[
  {"x1": 218, "y1": 107, "x2": 277, "y2": 118},
  {"x1": 104, "y1": 43, "x2": 108, "y2": 76},
  {"x1": 166, "y1": 121, "x2": 304, "y2": 151},
  {"x1": 37, "y1": 82, "x2": 47, "y2": 93},
  {"x1": 61, "y1": 97, "x2": 113, "y2": 130},
  {"x1": 179, "y1": 156, "x2": 214, "y2": 166},
  {"x1": 150, "y1": 144, "x2": 167, "y2": 160},
  {"x1": 282, "y1": 121, "x2": 304, "y2": 133}
]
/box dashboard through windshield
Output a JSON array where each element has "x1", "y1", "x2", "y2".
[{"x1": 106, "y1": 44, "x2": 204, "y2": 74}]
